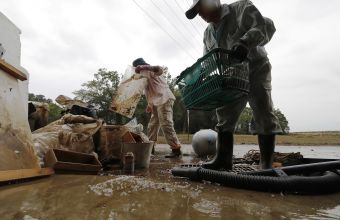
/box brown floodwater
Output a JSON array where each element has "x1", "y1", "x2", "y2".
[{"x1": 0, "y1": 145, "x2": 339, "y2": 220}]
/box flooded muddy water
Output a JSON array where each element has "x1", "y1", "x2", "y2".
[{"x1": 0, "y1": 145, "x2": 339, "y2": 220}]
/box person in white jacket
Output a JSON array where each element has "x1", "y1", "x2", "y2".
[
  {"x1": 185, "y1": 0, "x2": 282, "y2": 170},
  {"x1": 133, "y1": 58, "x2": 182, "y2": 158}
]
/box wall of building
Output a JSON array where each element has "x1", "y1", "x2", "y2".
[
  {"x1": 0, "y1": 11, "x2": 22, "y2": 68},
  {"x1": 0, "y1": 12, "x2": 39, "y2": 170}
]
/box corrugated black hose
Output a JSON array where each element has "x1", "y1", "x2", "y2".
[{"x1": 172, "y1": 167, "x2": 340, "y2": 194}]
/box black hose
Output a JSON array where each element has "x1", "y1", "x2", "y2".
[
  {"x1": 242, "y1": 160, "x2": 340, "y2": 176},
  {"x1": 172, "y1": 167, "x2": 340, "y2": 194}
]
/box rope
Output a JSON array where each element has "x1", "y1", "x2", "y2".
[{"x1": 243, "y1": 150, "x2": 304, "y2": 164}]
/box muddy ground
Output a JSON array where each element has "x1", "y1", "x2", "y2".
[{"x1": 0, "y1": 144, "x2": 339, "y2": 220}]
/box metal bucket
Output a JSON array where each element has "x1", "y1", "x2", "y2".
[{"x1": 122, "y1": 142, "x2": 154, "y2": 169}]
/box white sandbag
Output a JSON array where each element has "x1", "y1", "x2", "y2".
[
  {"x1": 110, "y1": 65, "x2": 148, "y2": 118},
  {"x1": 32, "y1": 114, "x2": 102, "y2": 166}
]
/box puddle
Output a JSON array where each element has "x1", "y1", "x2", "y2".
[
  {"x1": 193, "y1": 199, "x2": 221, "y2": 218},
  {"x1": 0, "y1": 145, "x2": 339, "y2": 220}
]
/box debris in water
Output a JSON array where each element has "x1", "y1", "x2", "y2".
[
  {"x1": 123, "y1": 152, "x2": 135, "y2": 175},
  {"x1": 108, "y1": 210, "x2": 117, "y2": 220},
  {"x1": 88, "y1": 175, "x2": 197, "y2": 199},
  {"x1": 23, "y1": 215, "x2": 39, "y2": 220},
  {"x1": 193, "y1": 199, "x2": 221, "y2": 218}
]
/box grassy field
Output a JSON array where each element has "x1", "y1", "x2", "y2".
[{"x1": 157, "y1": 131, "x2": 340, "y2": 146}]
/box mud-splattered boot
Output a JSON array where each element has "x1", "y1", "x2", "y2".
[
  {"x1": 258, "y1": 134, "x2": 275, "y2": 169},
  {"x1": 165, "y1": 148, "x2": 182, "y2": 158},
  {"x1": 202, "y1": 130, "x2": 233, "y2": 170},
  {"x1": 151, "y1": 142, "x2": 156, "y2": 155}
]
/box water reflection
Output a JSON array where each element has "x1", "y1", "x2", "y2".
[{"x1": 0, "y1": 148, "x2": 339, "y2": 220}]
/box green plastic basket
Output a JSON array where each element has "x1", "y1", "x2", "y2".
[{"x1": 176, "y1": 48, "x2": 249, "y2": 110}]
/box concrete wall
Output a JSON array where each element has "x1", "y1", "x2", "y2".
[
  {"x1": 0, "y1": 11, "x2": 21, "y2": 68},
  {"x1": 0, "y1": 11, "x2": 30, "y2": 116},
  {"x1": 0, "y1": 68, "x2": 40, "y2": 170},
  {"x1": 0, "y1": 12, "x2": 39, "y2": 170}
]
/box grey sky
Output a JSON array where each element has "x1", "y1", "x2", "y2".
[{"x1": 1, "y1": 0, "x2": 340, "y2": 132}]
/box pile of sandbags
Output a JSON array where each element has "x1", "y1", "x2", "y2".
[
  {"x1": 32, "y1": 112, "x2": 149, "y2": 169},
  {"x1": 28, "y1": 101, "x2": 49, "y2": 131},
  {"x1": 32, "y1": 114, "x2": 102, "y2": 166},
  {"x1": 97, "y1": 120, "x2": 149, "y2": 165}
]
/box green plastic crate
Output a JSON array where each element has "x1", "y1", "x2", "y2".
[{"x1": 176, "y1": 48, "x2": 249, "y2": 110}]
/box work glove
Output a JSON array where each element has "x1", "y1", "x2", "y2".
[
  {"x1": 146, "y1": 104, "x2": 153, "y2": 113},
  {"x1": 231, "y1": 42, "x2": 249, "y2": 62},
  {"x1": 135, "y1": 65, "x2": 150, "y2": 73}
]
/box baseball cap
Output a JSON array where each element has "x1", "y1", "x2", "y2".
[{"x1": 185, "y1": 0, "x2": 200, "y2": 19}]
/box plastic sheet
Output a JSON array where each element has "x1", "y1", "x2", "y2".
[
  {"x1": 97, "y1": 119, "x2": 149, "y2": 162},
  {"x1": 28, "y1": 101, "x2": 49, "y2": 131},
  {"x1": 0, "y1": 68, "x2": 40, "y2": 171},
  {"x1": 0, "y1": 126, "x2": 40, "y2": 171},
  {"x1": 97, "y1": 124, "x2": 129, "y2": 162},
  {"x1": 124, "y1": 118, "x2": 149, "y2": 142},
  {"x1": 32, "y1": 114, "x2": 102, "y2": 166},
  {"x1": 110, "y1": 65, "x2": 148, "y2": 118},
  {"x1": 55, "y1": 94, "x2": 88, "y2": 109}
]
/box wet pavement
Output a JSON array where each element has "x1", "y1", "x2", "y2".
[{"x1": 0, "y1": 144, "x2": 340, "y2": 220}]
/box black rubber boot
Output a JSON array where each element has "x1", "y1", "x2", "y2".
[
  {"x1": 258, "y1": 134, "x2": 276, "y2": 169},
  {"x1": 165, "y1": 149, "x2": 182, "y2": 158},
  {"x1": 151, "y1": 143, "x2": 155, "y2": 155},
  {"x1": 202, "y1": 130, "x2": 233, "y2": 170}
]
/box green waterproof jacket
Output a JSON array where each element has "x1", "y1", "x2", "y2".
[{"x1": 203, "y1": 0, "x2": 276, "y2": 62}]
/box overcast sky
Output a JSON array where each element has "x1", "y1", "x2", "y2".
[{"x1": 1, "y1": 0, "x2": 340, "y2": 132}]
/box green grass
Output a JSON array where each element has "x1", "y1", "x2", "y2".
[{"x1": 157, "y1": 131, "x2": 340, "y2": 146}]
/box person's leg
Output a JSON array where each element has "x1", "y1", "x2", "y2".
[
  {"x1": 257, "y1": 134, "x2": 276, "y2": 169},
  {"x1": 147, "y1": 105, "x2": 161, "y2": 154},
  {"x1": 157, "y1": 100, "x2": 181, "y2": 158},
  {"x1": 248, "y1": 60, "x2": 282, "y2": 169},
  {"x1": 202, "y1": 97, "x2": 248, "y2": 170}
]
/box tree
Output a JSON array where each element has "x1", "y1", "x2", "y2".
[
  {"x1": 73, "y1": 68, "x2": 121, "y2": 123},
  {"x1": 234, "y1": 107, "x2": 290, "y2": 134},
  {"x1": 28, "y1": 93, "x2": 52, "y2": 103},
  {"x1": 236, "y1": 107, "x2": 253, "y2": 134},
  {"x1": 133, "y1": 96, "x2": 150, "y2": 132},
  {"x1": 187, "y1": 110, "x2": 217, "y2": 133},
  {"x1": 28, "y1": 93, "x2": 62, "y2": 123},
  {"x1": 48, "y1": 103, "x2": 62, "y2": 123},
  {"x1": 164, "y1": 67, "x2": 174, "y2": 91},
  {"x1": 172, "y1": 89, "x2": 187, "y2": 133},
  {"x1": 274, "y1": 108, "x2": 290, "y2": 134}
]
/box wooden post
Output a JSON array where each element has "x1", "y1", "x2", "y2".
[
  {"x1": 0, "y1": 168, "x2": 54, "y2": 183},
  {"x1": 187, "y1": 110, "x2": 190, "y2": 142}
]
